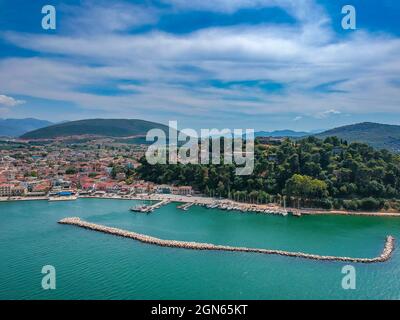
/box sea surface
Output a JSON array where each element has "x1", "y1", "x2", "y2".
[{"x1": 1, "y1": 198, "x2": 400, "y2": 300}]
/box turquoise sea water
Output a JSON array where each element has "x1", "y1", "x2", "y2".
[{"x1": 1, "y1": 198, "x2": 400, "y2": 300}]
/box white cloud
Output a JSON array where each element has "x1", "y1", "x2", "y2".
[
  {"x1": 315, "y1": 109, "x2": 341, "y2": 119},
  {"x1": 0, "y1": 0, "x2": 399, "y2": 125},
  {"x1": 0, "y1": 94, "x2": 25, "y2": 107},
  {"x1": 61, "y1": 0, "x2": 159, "y2": 33},
  {"x1": 3, "y1": 25, "x2": 400, "y2": 116},
  {"x1": 162, "y1": 0, "x2": 327, "y2": 23}
]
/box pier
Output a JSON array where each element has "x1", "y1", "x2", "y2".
[
  {"x1": 131, "y1": 199, "x2": 171, "y2": 213},
  {"x1": 59, "y1": 217, "x2": 395, "y2": 263},
  {"x1": 177, "y1": 202, "x2": 194, "y2": 211},
  {"x1": 291, "y1": 209, "x2": 302, "y2": 217},
  {"x1": 203, "y1": 201, "x2": 289, "y2": 216}
]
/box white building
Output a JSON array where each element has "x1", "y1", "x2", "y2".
[{"x1": 0, "y1": 184, "x2": 13, "y2": 197}]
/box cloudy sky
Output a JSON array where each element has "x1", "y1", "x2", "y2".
[{"x1": 0, "y1": 0, "x2": 399, "y2": 131}]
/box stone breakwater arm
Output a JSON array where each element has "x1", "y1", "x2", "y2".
[{"x1": 58, "y1": 217, "x2": 395, "y2": 263}]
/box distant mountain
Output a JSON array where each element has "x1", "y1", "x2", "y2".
[
  {"x1": 314, "y1": 122, "x2": 400, "y2": 153},
  {"x1": 0, "y1": 118, "x2": 53, "y2": 137},
  {"x1": 20, "y1": 119, "x2": 170, "y2": 140},
  {"x1": 254, "y1": 130, "x2": 310, "y2": 138},
  {"x1": 309, "y1": 129, "x2": 325, "y2": 134}
]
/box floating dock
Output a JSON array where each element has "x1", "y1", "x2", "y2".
[{"x1": 59, "y1": 217, "x2": 395, "y2": 263}]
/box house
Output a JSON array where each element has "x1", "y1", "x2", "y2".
[
  {"x1": 155, "y1": 185, "x2": 173, "y2": 194},
  {"x1": 177, "y1": 186, "x2": 193, "y2": 195},
  {"x1": 81, "y1": 182, "x2": 95, "y2": 191},
  {"x1": 171, "y1": 186, "x2": 193, "y2": 196},
  {"x1": 53, "y1": 178, "x2": 72, "y2": 189},
  {"x1": 133, "y1": 184, "x2": 148, "y2": 194},
  {"x1": 32, "y1": 184, "x2": 50, "y2": 193}
]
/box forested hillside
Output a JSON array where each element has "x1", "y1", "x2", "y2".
[
  {"x1": 315, "y1": 122, "x2": 400, "y2": 153},
  {"x1": 136, "y1": 136, "x2": 400, "y2": 211},
  {"x1": 21, "y1": 119, "x2": 169, "y2": 139}
]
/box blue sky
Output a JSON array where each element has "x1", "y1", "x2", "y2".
[{"x1": 0, "y1": 0, "x2": 399, "y2": 131}]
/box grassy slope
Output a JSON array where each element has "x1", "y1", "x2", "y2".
[{"x1": 20, "y1": 119, "x2": 169, "y2": 139}]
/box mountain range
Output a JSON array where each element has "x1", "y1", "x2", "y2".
[
  {"x1": 2, "y1": 118, "x2": 399, "y2": 153},
  {"x1": 255, "y1": 130, "x2": 313, "y2": 137},
  {"x1": 0, "y1": 118, "x2": 53, "y2": 137}
]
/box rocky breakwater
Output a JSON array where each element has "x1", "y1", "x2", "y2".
[{"x1": 59, "y1": 217, "x2": 395, "y2": 263}]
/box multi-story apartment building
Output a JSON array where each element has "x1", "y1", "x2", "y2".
[{"x1": 0, "y1": 184, "x2": 13, "y2": 197}]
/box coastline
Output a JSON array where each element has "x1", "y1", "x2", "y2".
[
  {"x1": 1, "y1": 194, "x2": 400, "y2": 217},
  {"x1": 56, "y1": 194, "x2": 400, "y2": 217}
]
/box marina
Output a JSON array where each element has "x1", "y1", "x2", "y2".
[{"x1": 130, "y1": 197, "x2": 292, "y2": 216}]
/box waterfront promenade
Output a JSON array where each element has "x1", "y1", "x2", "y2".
[{"x1": 59, "y1": 217, "x2": 395, "y2": 263}]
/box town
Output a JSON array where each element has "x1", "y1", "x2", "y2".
[{"x1": 0, "y1": 139, "x2": 193, "y2": 200}]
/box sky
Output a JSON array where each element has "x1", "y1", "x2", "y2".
[{"x1": 0, "y1": 0, "x2": 399, "y2": 131}]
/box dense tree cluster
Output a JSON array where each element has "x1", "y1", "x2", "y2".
[{"x1": 136, "y1": 136, "x2": 400, "y2": 211}]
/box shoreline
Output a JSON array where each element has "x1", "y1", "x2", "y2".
[
  {"x1": 59, "y1": 217, "x2": 395, "y2": 263},
  {"x1": 1, "y1": 194, "x2": 400, "y2": 217},
  {"x1": 56, "y1": 194, "x2": 400, "y2": 217}
]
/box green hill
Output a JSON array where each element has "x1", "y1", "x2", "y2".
[
  {"x1": 314, "y1": 122, "x2": 400, "y2": 153},
  {"x1": 20, "y1": 119, "x2": 170, "y2": 140}
]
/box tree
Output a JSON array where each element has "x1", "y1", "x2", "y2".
[
  {"x1": 285, "y1": 174, "x2": 327, "y2": 200},
  {"x1": 359, "y1": 197, "x2": 382, "y2": 211},
  {"x1": 65, "y1": 167, "x2": 77, "y2": 175}
]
